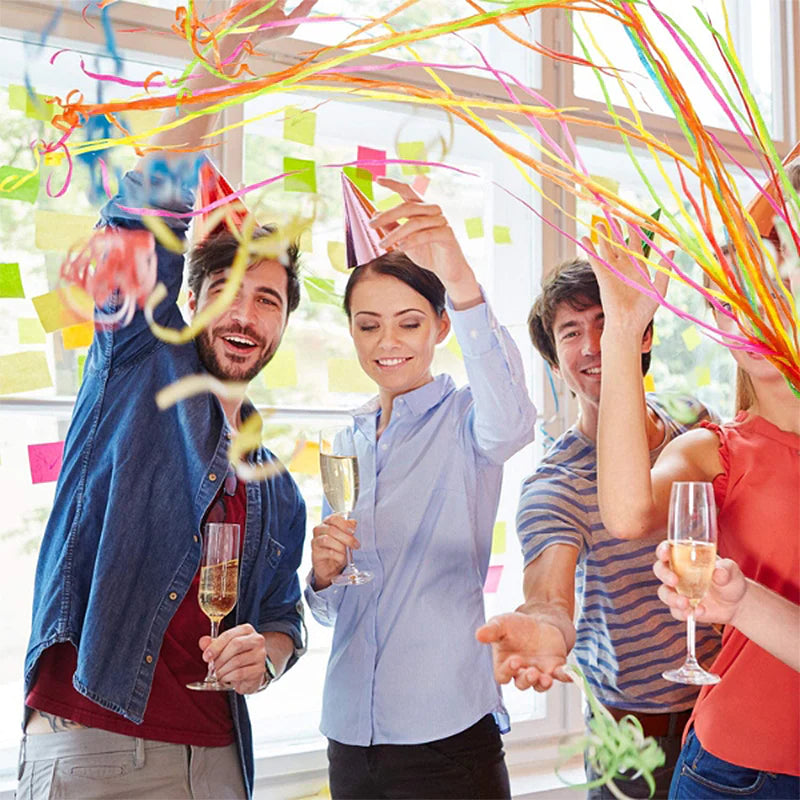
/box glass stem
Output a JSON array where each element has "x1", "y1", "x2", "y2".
[
  {"x1": 686, "y1": 609, "x2": 697, "y2": 664},
  {"x1": 342, "y1": 511, "x2": 356, "y2": 571},
  {"x1": 205, "y1": 619, "x2": 220, "y2": 683}
]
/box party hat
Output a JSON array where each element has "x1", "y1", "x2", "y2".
[
  {"x1": 342, "y1": 172, "x2": 397, "y2": 268},
  {"x1": 746, "y1": 140, "x2": 800, "y2": 241},
  {"x1": 197, "y1": 157, "x2": 252, "y2": 239}
]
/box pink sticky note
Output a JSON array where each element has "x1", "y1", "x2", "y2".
[
  {"x1": 357, "y1": 146, "x2": 386, "y2": 178},
  {"x1": 28, "y1": 441, "x2": 65, "y2": 484},
  {"x1": 483, "y1": 565, "x2": 503, "y2": 594},
  {"x1": 412, "y1": 174, "x2": 430, "y2": 196}
]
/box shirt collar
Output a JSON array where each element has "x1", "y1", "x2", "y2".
[{"x1": 352, "y1": 374, "x2": 457, "y2": 423}]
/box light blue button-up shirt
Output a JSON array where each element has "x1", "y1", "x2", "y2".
[{"x1": 305, "y1": 294, "x2": 536, "y2": 746}]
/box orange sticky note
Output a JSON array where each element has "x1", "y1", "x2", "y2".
[
  {"x1": 288, "y1": 440, "x2": 320, "y2": 476},
  {"x1": 62, "y1": 321, "x2": 94, "y2": 349}
]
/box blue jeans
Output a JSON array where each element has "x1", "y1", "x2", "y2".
[{"x1": 670, "y1": 728, "x2": 800, "y2": 798}]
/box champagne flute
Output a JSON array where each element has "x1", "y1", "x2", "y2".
[
  {"x1": 319, "y1": 426, "x2": 373, "y2": 586},
  {"x1": 662, "y1": 482, "x2": 721, "y2": 685},
  {"x1": 187, "y1": 522, "x2": 241, "y2": 691}
]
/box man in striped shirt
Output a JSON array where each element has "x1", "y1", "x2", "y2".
[{"x1": 478, "y1": 258, "x2": 720, "y2": 799}]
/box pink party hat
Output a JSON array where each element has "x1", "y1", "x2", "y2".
[{"x1": 342, "y1": 172, "x2": 397, "y2": 268}]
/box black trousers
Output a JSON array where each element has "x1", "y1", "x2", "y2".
[{"x1": 327, "y1": 714, "x2": 511, "y2": 800}]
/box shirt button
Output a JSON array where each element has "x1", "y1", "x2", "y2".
[
  {"x1": 145, "y1": 655, "x2": 153, "y2": 664},
  {"x1": 381, "y1": 443, "x2": 388, "y2": 451},
  {"x1": 169, "y1": 592, "x2": 178, "y2": 601},
  {"x1": 209, "y1": 473, "x2": 217, "y2": 482},
  {"x1": 193, "y1": 535, "x2": 200, "y2": 543},
  {"x1": 470, "y1": 329, "x2": 478, "y2": 339}
]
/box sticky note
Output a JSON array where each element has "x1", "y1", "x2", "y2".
[
  {"x1": 305, "y1": 277, "x2": 339, "y2": 306},
  {"x1": 262, "y1": 348, "x2": 298, "y2": 389},
  {"x1": 77, "y1": 354, "x2": 87, "y2": 386},
  {"x1": 0, "y1": 167, "x2": 39, "y2": 204},
  {"x1": 123, "y1": 109, "x2": 164, "y2": 137},
  {"x1": 643, "y1": 373, "x2": 656, "y2": 393},
  {"x1": 376, "y1": 192, "x2": 402, "y2": 212},
  {"x1": 589, "y1": 214, "x2": 605, "y2": 244},
  {"x1": 343, "y1": 166, "x2": 374, "y2": 200},
  {"x1": 695, "y1": 365, "x2": 712, "y2": 387},
  {"x1": 590, "y1": 174, "x2": 621, "y2": 195},
  {"x1": 0, "y1": 262, "x2": 24, "y2": 297},
  {"x1": 465, "y1": 218, "x2": 484, "y2": 239},
  {"x1": 32, "y1": 287, "x2": 93, "y2": 333},
  {"x1": 491, "y1": 521, "x2": 507, "y2": 555},
  {"x1": 357, "y1": 146, "x2": 386, "y2": 178},
  {"x1": 412, "y1": 174, "x2": 430, "y2": 196},
  {"x1": 493, "y1": 225, "x2": 512, "y2": 245},
  {"x1": 62, "y1": 321, "x2": 95, "y2": 349},
  {"x1": 18, "y1": 318, "x2": 46, "y2": 345},
  {"x1": 327, "y1": 241, "x2": 348, "y2": 273},
  {"x1": 283, "y1": 157, "x2": 317, "y2": 193},
  {"x1": 681, "y1": 325, "x2": 703, "y2": 352},
  {"x1": 652, "y1": 330, "x2": 661, "y2": 346},
  {"x1": 397, "y1": 141, "x2": 429, "y2": 175},
  {"x1": 288, "y1": 440, "x2": 320, "y2": 476},
  {"x1": 34, "y1": 210, "x2": 96, "y2": 251},
  {"x1": 445, "y1": 333, "x2": 463, "y2": 359},
  {"x1": 9, "y1": 84, "x2": 55, "y2": 121},
  {"x1": 283, "y1": 106, "x2": 316, "y2": 146},
  {"x1": 0, "y1": 351, "x2": 53, "y2": 394},
  {"x1": 28, "y1": 441, "x2": 65, "y2": 484},
  {"x1": 483, "y1": 565, "x2": 503, "y2": 593},
  {"x1": 328, "y1": 359, "x2": 377, "y2": 394},
  {"x1": 299, "y1": 227, "x2": 313, "y2": 253}
]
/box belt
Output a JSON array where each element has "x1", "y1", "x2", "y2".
[{"x1": 601, "y1": 706, "x2": 692, "y2": 738}]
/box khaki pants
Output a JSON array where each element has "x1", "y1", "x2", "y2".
[{"x1": 17, "y1": 728, "x2": 246, "y2": 800}]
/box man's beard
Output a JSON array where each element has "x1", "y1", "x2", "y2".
[{"x1": 195, "y1": 324, "x2": 277, "y2": 383}]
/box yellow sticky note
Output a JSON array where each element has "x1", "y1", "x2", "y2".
[
  {"x1": 0, "y1": 351, "x2": 53, "y2": 395},
  {"x1": 34, "y1": 210, "x2": 96, "y2": 252},
  {"x1": 590, "y1": 174, "x2": 621, "y2": 195},
  {"x1": 376, "y1": 192, "x2": 402, "y2": 212},
  {"x1": 283, "y1": 106, "x2": 316, "y2": 146},
  {"x1": 327, "y1": 241, "x2": 347, "y2": 273},
  {"x1": 9, "y1": 84, "x2": 55, "y2": 122},
  {"x1": 32, "y1": 287, "x2": 93, "y2": 333},
  {"x1": 643, "y1": 374, "x2": 656, "y2": 393},
  {"x1": 299, "y1": 227, "x2": 313, "y2": 254},
  {"x1": 445, "y1": 333, "x2": 463, "y2": 359},
  {"x1": 288, "y1": 440, "x2": 320, "y2": 476},
  {"x1": 397, "y1": 141, "x2": 429, "y2": 175},
  {"x1": 44, "y1": 150, "x2": 64, "y2": 168},
  {"x1": 493, "y1": 226, "x2": 512, "y2": 245},
  {"x1": 681, "y1": 325, "x2": 703, "y2": 352},
  {"x1": 61, "y1": 321, "x2": 94, "y2": 350},
  {"x1": 124, "y1": 109, "x2": 165, "y2": 137},
  {"x1": 262, "y1": 348, "x2": 298, "y2": 389},
  {"x1": 492, "y1": 521, "x2": 507, "y2": 555},
  {"x1": 465, "y1": 217, "x2": 484, "y2": 239},
  {"x1": 328, "y1": 358, "x2": 377, "y2": 394},
  {"x1": 695, "y1": 365, "x2": 711, "y2": 387},
  {"x1": 652, "y1": 329, "x2": 661, "y2": 346},
  {"x1": 18, "y1": 318, "x2": 46, "y2": 345},
  {"x1": 590, "y1": 214, "x2": 605, "y2": 244}
]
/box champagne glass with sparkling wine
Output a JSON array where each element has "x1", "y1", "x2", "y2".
[
  {"x1": 662, "y1": 482, "x2": 720, "y2": 685},
  {"x1": 187, "y1": 522, "x2": 240, "y2": 691},
  {"x1": 319, "y1": 426, "x2": 373, "y2": 586}
]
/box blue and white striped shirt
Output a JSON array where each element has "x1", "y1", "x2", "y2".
[{"x1": 517, "y1": 395, "x2": 721, "y2": 712}]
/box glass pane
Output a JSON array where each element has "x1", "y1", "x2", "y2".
[{"x1": 572, "y1": 0, "x2": 782, "y2": 138}]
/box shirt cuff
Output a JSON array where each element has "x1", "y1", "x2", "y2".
[{"x1": 446, "y1": 287, "x2": 500, "y2": 357}]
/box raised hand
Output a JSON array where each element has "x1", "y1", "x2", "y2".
[
  {"x1": 221, "y1": 0, "x2": 318, "y2": 52},
  {"x1": 476, "y1": 613, "x2": 569, "y2": 692},
  {"x1": 369, "y1": 176, "x2": 482, "y2": 308}
]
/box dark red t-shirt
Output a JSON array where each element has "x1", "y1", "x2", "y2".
[{"x1": 27, "y1": 478, "x2": 247, "y2": 746}]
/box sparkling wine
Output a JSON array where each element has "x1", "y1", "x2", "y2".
[
  {"x1": 320, "y1": 454, "x2": 359, "y2": 515},
  {"x1": 198, "y1": 558, "x2": 239, "y2": 622},
  {"x1": 670, "y1": 540, "x2": 716, "y2": 606}
]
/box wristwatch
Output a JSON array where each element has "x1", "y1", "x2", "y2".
[{"x1": 257, "y1": 653, "x2": 278, "y2": 692}]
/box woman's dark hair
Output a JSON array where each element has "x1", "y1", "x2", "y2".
[
  {"x1": 187, "y1": 226, "x2": 301, "y2": 314},
  {"x1": 343, "y1": 251, "x2": 446, "y2": 319},
  {"x1": 529, "y1": 257, "x2": 653, "y2": 375}
]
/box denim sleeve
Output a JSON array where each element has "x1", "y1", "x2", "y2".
[
  {"x1": 448, "y1": 290, "x2": 537, "y2": 464},
  {"x1": 257, "y1": 493, "x2": 307, "y2": 669}
]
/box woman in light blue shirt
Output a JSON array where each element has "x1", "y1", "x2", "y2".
[{"x1": 305, "y1": 177, "x2": 536, "y2": 799}]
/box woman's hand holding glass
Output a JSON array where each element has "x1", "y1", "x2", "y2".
[{"x1": 311, "y1": 515, "x2": 362, "y2": 590}]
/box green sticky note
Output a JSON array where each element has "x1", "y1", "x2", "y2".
[
  {"x1": 376, "y1": 192, "x2": 402, "y2": 212},
  {"x1": 681, "y1": 325, "x2": 702, "y2": 352},
  {"x1": 304, "y1": 276, "x2": 339, "y2": 306},
  {"x1": 0, "y1": 262, "x2": 24, "y2": 297},
  {"x1": 397, "y1": 141, "x2": 429, "y2": 175},
  {"x1": 465, "y1": 217, "x2": 484, "y2": 239},
  {"x1": 9, "y1": 84, "x2": 54, "y2": 121},
  {"x1": 18, "y1": 318, "x2": 46, "y2": 345},
  {"x1": 493, "y1": 225, "x2": 512, "y2": 244},
  {"x1": 77, "y1": 354, "x2": 87, "y2": 386},
  {"x1": 492, "y1": 521, "x2": 507, "y2": 555},
  {"x1": 0, "y1": 351, "x2": 53, "y2": 395},
  {"x1": 284, "y1": 157, "x2": 317, "y2": 194},
  {"x1": 695, "y1": 365, "x2": 712, "y2": 387},
  {"x1": 283, "y1": 106, "x2": 316, "y2": 146},
  {"x1": 445, "y1": 333, "x2": 463, "y2": 359},
  {"x1": 0, "y1": 167, "x2": 39, "y2": 204},
  {"x1": 343, "y1": 166, "x2": 374, "y2": 200}
]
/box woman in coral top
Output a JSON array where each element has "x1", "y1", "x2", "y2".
[{"x1": 586, "y1": 221, "x2": 799, "y2": 799}]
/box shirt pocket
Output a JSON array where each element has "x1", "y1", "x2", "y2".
[{"x1": 265, "y1": 535, "x2": 286, "y2": 570}]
